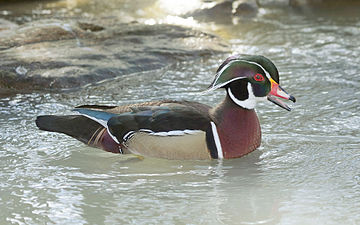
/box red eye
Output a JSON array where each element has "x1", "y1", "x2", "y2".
[{"x1": 254, "y1": 73, "x2": 264, "y2": 82}]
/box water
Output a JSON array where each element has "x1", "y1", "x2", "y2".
[{"x1": 1, "y1": 1, "x2": 360, "y2": 224}]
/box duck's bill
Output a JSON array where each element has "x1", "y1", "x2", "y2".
[
  {"x1": 267, "y1": 95, "x2": 292, "y2": 111},
  {"x1": 268, "y1": 78, "x2": 296, "y2": 111}
]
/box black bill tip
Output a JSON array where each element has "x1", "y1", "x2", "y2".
[{"x1": 289, "y1": 95, "x2": 296, "y2": 103}]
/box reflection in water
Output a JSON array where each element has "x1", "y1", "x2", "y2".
[{"x1": 1, "y1": 1, "x2": 360, "y2": 224}]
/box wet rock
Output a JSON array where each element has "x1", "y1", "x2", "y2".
[
  {"x1": 257, "y1": 0, "x2": 360, "y2": 12},
  {"x1": 256, "y1": 0, "x2": 289, "y2": 7},
  {"x1": 0, "y1": 18, "x2": 18, "y2": 48},
  {"x1": 288, "y1": 0, "x2": 360, "y2": 15},
  {"x1": 187, "y1": 0, "x2": 258, "y2": 24},
  {"x1": 0, "y1": 19, "x2": 87, "y2": 49},
  {"x1": 188, "y1": 1, "x2": 234, "y2": 24},
  {"x1": 77, "y1": 22, "x2": 105, "y2": 32},
  {"x1": 0, "y1": 19, "x2": 229, "y2": 94},
  {"x1": 234, "y1": 1, "x2": 258, "y2": 17},
  {"x1": 0, "y1": 18, "x2": 18, "y2": 32}
]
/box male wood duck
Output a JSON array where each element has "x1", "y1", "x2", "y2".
[{"x1": 36, "y1": 55, "x2": 295, "y2": 160}]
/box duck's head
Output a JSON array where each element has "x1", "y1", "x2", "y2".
[{"x1": 207, "y1": 55, "x2": 296, "y2": 111}]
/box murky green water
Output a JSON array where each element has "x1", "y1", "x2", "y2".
[{"x1": 1, "y1": 1, "x2": 360, "y2": 224}]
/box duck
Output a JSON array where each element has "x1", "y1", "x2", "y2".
[{"x1": 36, "y1": 54, "x2": 296, "y2": 160}]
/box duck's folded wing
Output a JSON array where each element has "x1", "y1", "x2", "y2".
[
  {"x1": 102, "y1": 105, "x2": 210, "y2": 141},
  {"x1": 106, "y1": 105, "x2": 213, "y2": 159}
]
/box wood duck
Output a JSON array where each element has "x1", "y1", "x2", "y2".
[{"x1": 36, "y1": 55, "x2": 296, "y2": 160}]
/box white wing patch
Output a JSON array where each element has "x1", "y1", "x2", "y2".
[
  {"x1": 122, "y1": 129, "x2": 202, "y2": 142},
  {"x1": 149, "y1": 129, "x2": 202, "y2": 136}
]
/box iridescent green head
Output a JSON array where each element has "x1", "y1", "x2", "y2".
[{"x1": 207, "y1": 55, "x2": 295, "y2": 110}]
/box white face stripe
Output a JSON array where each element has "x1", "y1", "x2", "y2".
[
  {"x1": 210, "y1": 59, "x2": 273, "y2": 90},
  {"x1": 205, "y1": 77, "x2": 246, "y2": 93},
  {"x1": 210, "y1": 122, "x2": 223, "y2": 159},
  {"x1": 227, "y1": 83, "x2": 256, "y2": 109},
  {"x1": 240, "y1": 60, "x2": 272, "y2": 80},
  {"x1": 211, "y1": 60, "x2": 245, "y2": 89},
  {"x1": 228, "y1": 84, "x2": 255, "y2": 109}
]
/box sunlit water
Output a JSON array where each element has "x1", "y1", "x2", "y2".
[{"x1": 1, "y1": 2, "x2": 360, "y2": 225}]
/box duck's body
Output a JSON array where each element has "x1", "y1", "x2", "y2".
[
  {"x1": 36, "y1": 55, "x2": 295, "y2": 160},
  {"x1": 36, "y1": 98, "x2": 261, "y2": 159}
]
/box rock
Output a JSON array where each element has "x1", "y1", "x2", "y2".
[
  {"x1": 188, "y1": 1, "x2": 234, "y2": 24},
  {"x1": 0, "y1": 19, "x2": 229, "y2": 95},
  {"x1": 256, "y1": 0, "x2": 289, "y2": 7},
  {"x1": 234, "y1": 1, "x2": 258, "y2": 17},
  {"x1": 0, "y1": 18, "x2": 18, "y2": 32},
  {"x1": 187, "y1": 0, "x2": 258, "y2": 24},
  {"x1": 289, "y1": 0, "x2": 360, "y2": 15},
  {"x1": 257, "y1": 0, "x2": 360, "y2": 12},
  {"x1": 0, "y1": 18, "x2": 19, "y2": 49}
]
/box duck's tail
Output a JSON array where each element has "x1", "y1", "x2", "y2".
[{"x1": 35, "y1": 115, "x2": 121, "y2": 153}]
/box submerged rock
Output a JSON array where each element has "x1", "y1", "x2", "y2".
[{"x1": 0, "y1": 19, "x2": 228, "y2": 95}]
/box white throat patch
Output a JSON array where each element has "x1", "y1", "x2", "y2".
[{"x1": 227, "y1": 83, "x2": 256, "y2": 109}]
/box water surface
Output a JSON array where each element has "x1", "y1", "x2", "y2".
[{"x1": 0, "y1": 1, "x2": 359, "y2": 224}]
